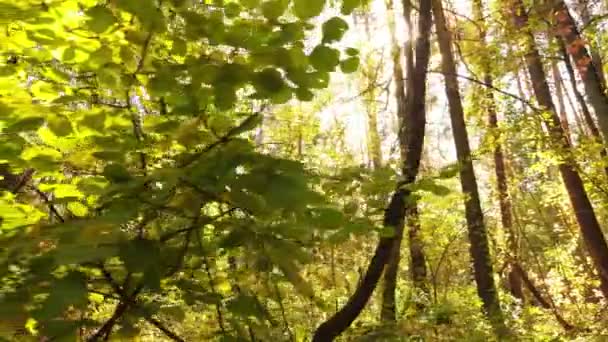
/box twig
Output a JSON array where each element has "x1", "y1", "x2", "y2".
[{"x1": 429, "y1": 70, "x2": 542, "y2": 112}]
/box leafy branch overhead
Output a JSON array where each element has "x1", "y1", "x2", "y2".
[{"x1": 2, "y1": 0, "x2": 608, "y2": 341}]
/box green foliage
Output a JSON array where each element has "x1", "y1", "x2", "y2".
[{"x1": 0, "y1": 0, "x2": 362, "y2": 340}]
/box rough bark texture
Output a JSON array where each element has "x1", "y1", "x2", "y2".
[
  {"x1": 380, "y1": 0, "x2": 430, "y2": 321},
  {"x1": 432, "y1": 0, "x2": 509, "y2": 337},
  {"x1": 552, "y1": 0, "x2": 608, "y2": 143},
  {"x1": 473, "y1": 0, "x2": 524, "y2": 303},
  {"x1": 511, "y1": 0, "x2": 608, "y2": 299},
  {"x1": 312, "y1": 1, "x2": 432, "y2": 340}
]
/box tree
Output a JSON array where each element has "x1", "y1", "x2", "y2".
[
  {"x1": 313, "y1": 0, "x2": 432, "y2": 339},
  {"x1": 432, "y1": 0, "x2": 509, "y2": 336},
  {"x1": 510, "y1": 0, "x2": 608, "y2": 299},
  {"x1": 552, "y1": 0, "x2": 608, "y2": 144}
]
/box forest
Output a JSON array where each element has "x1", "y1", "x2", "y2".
[{"x1": 1, "y1": 0, "x2": 608, "y2": 340}]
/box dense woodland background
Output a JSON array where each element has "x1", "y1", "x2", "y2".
[{"x1": 1, "y1": 0, "x2": 608, "y2": 340}]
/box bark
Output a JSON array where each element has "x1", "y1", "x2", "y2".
[
  {"x1": 0, "y1": 164, "x2": 34, "y2": 193},
  {"x1": 552, "y1": 0, "x2": 608, "y2": 144},
  {"x1": 407, "y1": 205, "x2": 428, "y2": 301},
  {"x1": 432, "y1": 0, "x2": 509, "y2": 337},
  {"x1": 380, "y1": 0, "x2": 429, "y2": 321},
  {"x1": 510, "y1": 0, "x2": 608, "y2": 299},
  {"x1": 558, "y1": 38, "x2": 608, "y2": 178},
  {"x1": 473, "y1": 0, "x2": 524, "y2": 303},
  {"x1": 312, "y1": 1, "x2": 432, "y2": 340},
  {"x1": 550, "y1": 55, "x2": 572, "y2": 141},
  {"x1": 577, "y1": 0, "x2": 606, "y2": 88}
]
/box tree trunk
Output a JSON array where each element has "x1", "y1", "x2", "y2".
[
  {"x1": 473, "y1": 0, "x2": 524, "y2": 303},
  {"x1": 361, "y1": 13, "x2": 383, "y2": 169},
  {"x1": 550, "y1": 55, "x2": 572, "y2": 141},
  {"x1": 432, "y1": 0, "x2": 509, "y2": 337},
  {"x1": 552, "y1": 0, "x2": 608, "y2": 144},
  {"x1": 380, "y1": 0, "x2": 430, "y2": 321},
  {"x1": 577, "y1": 0, "x2": 606, "y2": 88},
  {"x1": 511, "y1": 0, "x2": 608, "y2": 299},
  {"x1": 312, "y1": 1, "x2": 433, "y2": 340},
  {"x1": 558, "y1": 38, "x2": 608, "y2": 178}
]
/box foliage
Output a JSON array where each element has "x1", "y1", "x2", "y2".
[{"x1": 1, "y1": 0, "x2": 608, "y2": 341}]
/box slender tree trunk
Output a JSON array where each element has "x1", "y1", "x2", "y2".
[
  {"x1": 432, "y1": 0, "x2": 509, "y2": 337},
  {"x1": 473, "y1": 0, "x2": 524, "y2": 303},
  {"x1": 577, "y1": 0, "x2": 606, "y2": 87},
  {"x1": 550, "y1": 56, "x2": 572, "y2": 141},
  {"x1": 552, "y1": 0, "x2": 608, "y2": 144},
  {"x1": 559, "y1": 38, "x2": 608, "y2": 178},
  {"x1": 381, "y1": 0, "x2": 429, "y2": 321},
  {"x1": 312, "y1": 2, "x2": 433, "y2": 339},
  {"x1": 361, "y1": 13, "x2": 383, "y2": 169},
  {"x1": 510, "y1": 0, "x2": 608, "y2": 299}
]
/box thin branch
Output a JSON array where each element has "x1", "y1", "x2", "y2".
[
  {"x1": 429, "y1": 70, "x2": 542, "y2": 112},
  {"x1": 145, "y1": 316, "x2": 186, "y2": 342}
]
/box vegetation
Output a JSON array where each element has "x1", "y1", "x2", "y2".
[{"x1": 1, "y1": 0, "x2": 608, "y2": 340}]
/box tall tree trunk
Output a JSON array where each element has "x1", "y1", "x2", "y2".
[
  {"x1": 510, "y1": 0, "x2": 608, "y2": 299},
  {"x1": 577, "y1": 0, "x2": 606, "y2": 88},
  {"x1": 558, "y1": 38, "x2": 608, "y2": 178},
  {"x1": 361, "y1": 13, "x2": 383, "y2": 169},
  {"x1": 473, "y1": 0, "x2": 524, "y2": 303},
  {"x1": 380, "y1": 0, "x2": 429, "y2": 321},
  {"x1": 312, "y1": 2, "x2": 433, "y2": 340},
  {"x1": 550, "y1": 56, "x2": 572, "y2": 141},
  {"x1": 552, "y1": 0, "x2": 608, "y2": 144},
  {"x1": 432, "y1": 0, "x2": 509, "y2": 337}
]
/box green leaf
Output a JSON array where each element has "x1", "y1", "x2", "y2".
[
  {"x1": 267, "y1": 249, "x2": 315, "y2": 300},
  {"x1": 5, "y1": 117, "x2": 45, "y2": 133},
  {"x1": 346, "y1": 47, "x2": 359, "y2": 56},
  {"x1": 226, "y1": 294, "x2": 270, "y2": 321},
  {"x1": 103, "y1": 164, "x2": 132, "y2": 183},
  {"x1": 34, "y1": 271, "x2": 88, "y2": 321},
  {"x1": 86, "y1": 5, "x2": 117, "y2": 33},
  {"x1": 322, "y1": 17, "x2": 348, "y2": 44},
  {"x1": 48, "y1": 115, "x2": 72, "y2": 136},
  {"x1": 159, "y1": 305, "x2": 186, "y2": 322},
  {"x1": 294, "y1": 0, "x2": 325, "y2": 19},
  {"x1": 242, "y1": 0, "x2": 261, "y2": 9},
  {"x1": 295, "y1": 87, "x2": 314, "y2": 101},
  {"x1": 214, "y1": 84, "x2": 237, "y2": 110},
  {"x1": 340, "y1": 56, "x2": 360, "y2": 73},
  {"x1": 119, "y1": 239, "x2": 162, "y2": 273},
  {"x1": 262, "y1": 0, "x2": 289, "y2": 20},
  {"x1": 310, "y1": 45, "x2": 340, "y2": 72},
  {"x1": 341, "y1": 0, "x2": 362, "y2": 15},
  {"x1": 411, "y1": 178, "x2": 451, "y2": 196},
  {"x1": 52, "y1": 245, "x2": 118, "y2": 265},
  {"x1": 253, "y1": 68, "x2": 285, "y2": 94}
]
